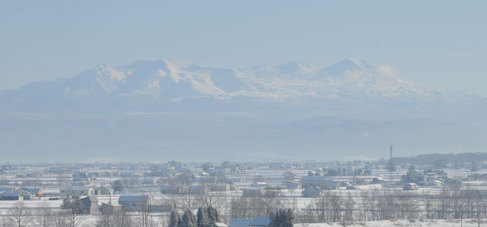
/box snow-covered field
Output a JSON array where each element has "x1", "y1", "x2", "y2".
[
  {"x1": 295, "y1": 219, "x2": 484, "y2": 227},
  {"x1": 72, "y1": 218, "x2": 487, "y2": 227}
]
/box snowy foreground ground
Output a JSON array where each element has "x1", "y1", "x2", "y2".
[
  {"x1": 295, "y1": 219, "x2": 482, "y2": 227},
  {"x1": 67, "y1": 218, "x2": 484, "y2": 227}
]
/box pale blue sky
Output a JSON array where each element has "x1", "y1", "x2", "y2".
[{"x1": 1, "y1": 0, "x2": 486, "y2": 94}]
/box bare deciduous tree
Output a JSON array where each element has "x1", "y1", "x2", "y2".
[
  {"x1": 37, "y1": 201, "x2": 53, "y2": 227},
  {"x1": 8, "y1": 201, "x2": 33, "y2": 227}
]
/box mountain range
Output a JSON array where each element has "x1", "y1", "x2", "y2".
[
  {"x1": 1, "y1": 58, "x2": 470, "y2": 112},
  {"x1": 0, "y1": 58, "x2": 486, "y2": 161}
]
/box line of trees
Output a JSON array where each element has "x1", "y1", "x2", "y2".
[
  {"x1": 228, "y1": 186, "x2": 487, "y2": 226},
  {"x1": 296, "y1": 187, "x2": 487, "y2": 225},
  {"x1": 2, "y1": 200, "x2": 84, "y2": 227},
  {"x1": 230, "y1": 193, "x2": 282, "y2": 219},
  {"x1": 6, "y1": 185, "x2": 487, "y2": 227},
  {"x1": 1, "y1": 200, "x2": 160, "y2": 227}
]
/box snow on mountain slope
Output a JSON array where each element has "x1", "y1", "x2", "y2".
[
  {"x1": 67, "y1": 60, "x2": 227, "y2": 99},
  {"x1": 0, "y1": 58, "x2": 479, "y2": 113},
  {"x1": 239, "y1": 58, "x2": 445, "y2": 102}
]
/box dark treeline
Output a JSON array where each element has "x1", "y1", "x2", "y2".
[{"x1": 391, "y1": 152, "x2": 487, "y2": 167}]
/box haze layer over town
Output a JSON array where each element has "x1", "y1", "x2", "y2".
[{"x1": 1, "y1": 1, "x2": 487, "y2": 227}]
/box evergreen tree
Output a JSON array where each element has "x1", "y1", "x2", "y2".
[
  {"x1": 62, "y1": 196, "x2": 84, "y2": 214},
  {"x1": 207, "y1": 206, "x2": 219, "y2": 223},
  {"x1": 182, "y1": 209, "x2": 196, "y2": 227},
  {"x1": 178, "y1": 214, "x2": 184, "y2": 227},
  {"x1": 197, "y1": 207, "x2": 209, "y2": 227},
  {"x1": 269, "y1": 209, "x2": 294, "y2": 227},
  {"x1": 169, "y1": 210, "x2": 182, "y2": 227}
]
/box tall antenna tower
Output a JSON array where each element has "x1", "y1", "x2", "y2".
[{"x1": 388, "y1": 145, "x2": 393, "y2": 184}]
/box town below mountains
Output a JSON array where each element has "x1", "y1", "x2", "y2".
[{"x1": 0, "y1": 152, "x2": 485, "y2": 226}]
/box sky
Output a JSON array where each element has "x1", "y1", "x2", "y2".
[{"x1": 1, "y1": 0, "x2": 487, "y2": 95}]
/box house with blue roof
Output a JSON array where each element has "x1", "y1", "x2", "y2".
[{"x1": 229, "y1": 216, "x2": 270, "y2": 227}]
